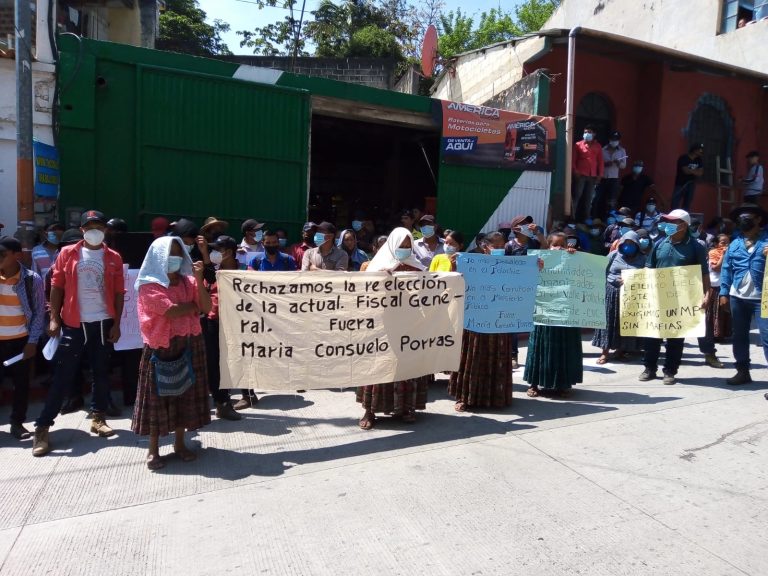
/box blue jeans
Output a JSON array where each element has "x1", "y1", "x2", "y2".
[
  {"x1": 36, "y1": 320, "x2": 114, "y2": 428},
  {"x1": 671, "y1": 182, "x2": 695, "y2": 211},
  {"x1": 729, "y1": 297, "x2": 768, "y2": 370}
]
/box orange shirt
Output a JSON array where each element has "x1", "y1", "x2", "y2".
[{"x1": 0, "y1": 270, "x2": 28, "y2": 340}]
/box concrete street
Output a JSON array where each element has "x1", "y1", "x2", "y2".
[{"x1": 0, "y1": 334, "x2": 767, "y2": 576}]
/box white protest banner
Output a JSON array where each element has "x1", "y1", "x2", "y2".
[
  {"x1": 114, "y1": 269, "x2": 143, "y2": 351},
  {"x1": 620, "y1": 265, "x2": 706, "y2": 338},
  {"x1": 456, "y1": 253, "x2": 537, "y2": 333},
  {"x1": 528, "y1": 250, "x2": 607, "y2": 329},
  {"x1": 218, "y1": 270, "x2": 465, "y2": 390}
]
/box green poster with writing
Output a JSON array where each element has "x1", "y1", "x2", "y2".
[{"x1": 528, "y1": 250, "x2": 607, "y2": 329}]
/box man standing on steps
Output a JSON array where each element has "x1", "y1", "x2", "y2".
[
  {"x1": 719, "y1": 204, "x2": 768, "y2": 385},
  {"x1": 0, "y1": 238, "x2": 45, "y2": 440},
  {"x1": 32, "y1": 210, "x2": 125, "y2": 457},
  {"x1": 639, "y1": 209, "x2": 709, "y2": 386}
]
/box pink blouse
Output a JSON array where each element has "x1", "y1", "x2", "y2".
[{"x1": 137, "y1": 276, "x2": 201, "y2": 349}]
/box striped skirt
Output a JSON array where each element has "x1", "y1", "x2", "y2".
[
  {"x1": 356, "y1": 376, "x2": 431, "y2": 414},
  {"x1": 706, "y1": 286, "x2": 731, "y2": 339},
  {"x1": 591, "y1": 283, "x2": 643, "y2": 352},
  {"x1": 524, "y1": 325, "x2": 583, "y2": 391},
  {"x1": 131, "y1": 334, "x2": 212, "y2": 437},
  {"x1": 448, "y1": 330, "x2": 513, "y2": 408}
]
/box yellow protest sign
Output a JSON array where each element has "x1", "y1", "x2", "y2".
[
  {"x1": 217, "y1": 270, "x2": 465, "y2": 390},
  {"x1": 620, "y1": 265, "x2": 706, "y2": 338},
  {"x1": 761, "y1": 272, "x2": 768, "y2": 318}
]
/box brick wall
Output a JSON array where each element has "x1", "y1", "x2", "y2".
[
  {"x1": 224, "y1": 55, "x2": 396, "y2": 90},
  {"x1": 0, "y1": 2, "x2": 37, "y2": 54}
]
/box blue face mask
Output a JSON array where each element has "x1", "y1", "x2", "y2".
[
  {"x1": 490, "y1": 248, "x2": 506, "y2": 256},
  {"x1": 278, "y1": 238, "x2": 287, "y2": 248},
  {"x1": 420, "y1": 225, "x2": 435, "y2": 239},
  {"x1": 620, "y1": 226, "x2": 631, "y2": 236},
  {"x1": 313, "y1": 232, "x2": 326, "y2": 246},
  {"x1": 253, "y1": 230, "x2": 264, "y2": 243},
  {"x1": 639, "y1": 238, "x2": 650, "y2": 249},
  {"x1": 620, "y1": 243, "x2": 638, "y2": 257},
  {"x1": 662, "y1": 223, "x2": 678, "y2": 236},
  {"x1": 47, "y1": 231, "x2": 60, "y2": 245},
  {"x1": 352, "y1": 220, "x2": 363, "y2": 232},
  {"x1": 167, "y1": 255, "x2": 184, "y2": 273},
  {"x1": 444, "y1": 245, "x2": 458, "y2": 255},
  {"x1": 394, "y1": 248, "x2": 412, "y2": 261},
  {"x1": 583, "y1": 132, "x2": 594, "y2": 142}
]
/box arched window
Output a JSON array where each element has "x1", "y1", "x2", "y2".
[
  {"x1": 687, "y1": 94, "x2": 733, "y2": 184},
  {"x1": 576, "y1": 92, "x2": 614, "y2": 145}
]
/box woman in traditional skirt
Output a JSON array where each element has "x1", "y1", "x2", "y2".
[
  {"x1": 447, "y1": 231, "x2": 514, "y2": 411},
  {"x1": 524, "y1": 232, "x2": 583, "y2": 398},
  {"x1": 357, "y1": 227, "x2": 430, "y2": 429},
  {"x1": 592, "y1": 231, "x2": 646, "y2": 364},
  {"x1": 132, "y1": 237, "x2": 212, "y2": 470},
  {"x1": 707, "y1": 234, "x2": 732, "y2": 341}
]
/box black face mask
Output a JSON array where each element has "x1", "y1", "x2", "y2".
[
  {"x1": 739, "y1": 217, "x2": 756, "y2": 232},
  {"x1": 265, "y1": 245, "x2": 279, "y2": 255}
]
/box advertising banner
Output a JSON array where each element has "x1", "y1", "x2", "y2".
[
  {"x1": 439, "y1": 100, "x2": 556, "y2": 171},
  {"x1": 33, "y1": 141, "x2": 60, "y2": 199},
  {"x1": 218, "y1": 270, "x2": 465, "y2": 390}
]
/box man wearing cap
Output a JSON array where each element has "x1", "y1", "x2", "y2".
[
  {"x1": 0, "y1": 237, "x2": 45, "y2": 440},
  {"x1": 671, "y1": 144, "x2": 704, "y2": 211},
  {"x1": 639, "y1": 209, "x2": 710, "y2": 385},
  {"x1": 32, "y1": 210, "x2": 125, "y2": 456},
  {"x1": 412, "y1": 215, "x2": 444, "y2": 268},
  {"x1": 719, "y1": 204, "x2": 768, "y2": 385},
  {"x1": 239, "y1": 219, "x2": 266, "y2": 265},
  {"x1": 302, "y1": 222, "x2": 349, "y2": 271},
  {"x1": 572, "y1": 124, "x2": 604, "y2": 221},
  {"x1": 201, "y1": 235, "x2": 242, "y2": 420},
  {"x1": 200, "y1": 216, "x2": 229, "y2": 243},
  {"x1": 31, "y1": 222, "x2": 65, "y2": 280},
  {"x1": 619, "y1": 160, "x2": 657, "y2": 214},
  {"x1": 504, "y1": 215, "x2": 546, "y2": 255},
  {"x1": 172, "y1": 218, "x2": 216, "y2": 284},
  {"x1": 290, "y1": 222, "x2": 317, "y2": 265},
  {"x1": 597, "y1": 130, "x2": 627, "y2": 214}
]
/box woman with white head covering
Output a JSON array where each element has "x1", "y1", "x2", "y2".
[
  {"x1": 592, "y1": 230, "x2": 646, "y2": 364},
  {"x1": 131, "y1": 236, "x2": 212, "y2": 470},
  {"x1": 356, "y1": 227, "x2": 429, "y2": 429}
]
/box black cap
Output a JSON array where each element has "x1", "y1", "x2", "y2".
[
  {"x1": 209, "y1": 235, "x2": 237, "y2": 251},
  {"x1": 0, "y1": 236, "x2": 22, "y2": 253},
  {"x1": 172, "y1": 218, "x2": 199, "y2": 238},
  {"x1": 80, "y1": 210, "x2": 107, "y2": 226},
  {"x1": 106, "y1": 218, "x2": 128, "y2": 233},
  {"x1": 241, "y1": 219, "x2": 265, "y2": 233},
  {"x1": 317, "y1": 221, "x2": 336, "y2": 234},
  {"x1": 302, "y1": 221, "x2": 317, "y2": 232},
  {"x1": 746, "y1": 150, "x2": 760, "y2": 159},
  {"x1": 60, "y1": 228, "x2": 83, "y2": 246},
  {"x1": 610, "y1": 131, "x2": 621, "y2": 139}
]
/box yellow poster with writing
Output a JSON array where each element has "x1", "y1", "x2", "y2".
[
  {"x1": 620, "y1": 265, "x2": 706, "y2": 338},
  {"x1": 761, "y1": 272, "x2": 768, "y2": 318},
  {"x1": 217, "y1": 270, "x2": 465, "y2": 390}
]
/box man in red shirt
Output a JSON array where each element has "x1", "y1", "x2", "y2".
[
  {"x1": 572, "y1": 124, "x2": 604, "y2": 221},
  {"x1": 289, "y1": 222, "x2": 317, "y2": 264}
]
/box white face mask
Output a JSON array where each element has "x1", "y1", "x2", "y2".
[
  {"x1": 83, "y1": 229, "x2": 105, "y2": 246},
  {"x1": 183, "y1": 242, "x2": 194, "y2": 253},
  {"x1": 609, "y1": 140, "x2": 619, "y2": 148},
  {"x1": 167, "y1": 256, "x2": 183, "y2": 273},
  {"x1": 209, "y1": 250, "x2": 223, "y2": 266}
]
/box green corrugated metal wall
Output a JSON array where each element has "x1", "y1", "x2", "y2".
[{"x1": 58, "y1": 36, "x2": 310, "y2": 233}]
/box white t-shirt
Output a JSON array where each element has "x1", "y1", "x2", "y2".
[
  {"x1": 730, "y1": 245, "x2": 760, "y2": 300},
  {"x1": 77, "y1": 247, "x2": 110, "y2": 322}
]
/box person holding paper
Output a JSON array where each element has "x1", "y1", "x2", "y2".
[
  {"x1": 132, "y1": 237, "x2": 212, "y2": 470},
  {"x1": 719, "y1": 204, "x2": 768, "y2": 385},
  {"x1": 449, "y1": 232, "x2": 514, "y2": 411},
  {"x1": 32, "y1": 210, "x2": 125, "y2": 457},
  {"x1": 0, "y1": 238, "x2": 45, "y2": 440},
  {"x1": 356, "y1": 227, "x2": 429, "y2": 430},
  {"x1": 592, "y1": 231, "x2": 646, "y2": 364},
  {"x1": 639, "y1": 209, "x2": 709, "y2": 385},
  {"x1": 524, "y1": 232, "x2": 584, "y2": 398}
]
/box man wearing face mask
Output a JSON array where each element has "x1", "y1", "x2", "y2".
[
  {"x1": 639, "y1": 209, "x2": 710, "y2": 385},
  {"x1": 249, "y1": 230, "x2": 297, "y2": 271},
  {"x1": 31, "y1": 222, "x2": 64, "y2": 279},
  {"x1": 636, "y1": 198, "x2": 661, "y2": 232},
  {"x1": 301, "y1": 222, "x2": 349, "y2": 271},
  {"x1": 172, "y1": 218, "x2": 216, "y2": 285},
  {"x1": 239, "y1": 219, "x2": 266, "y2": 263},
  {"x1": 504, "y1": 214, "x2": 547, "y2": 255},
  {"x1": 597, "y1": 130, "x2": 627, "y2": 214},
  {"x1": 635, "y1": 229, "x2": 652, "y2": 255},
  {"x1": 672, "y1": 144, "x2": 705, "y2": 211},
  {"x1": 619, "y1": 160, "x2": 656, "y2": 214},
  {"x1": 572, "y1": 124, "x2": 604, "y2": 221},
  {"x1": 719, "y1": 204, "x2": 768, "y2": 385},
  {"x1": 412, "y1": 215, "x2": 444, "y2": 268},
  {"x1": 32, "y1": 210, "x2": 125, "y2": 455}
]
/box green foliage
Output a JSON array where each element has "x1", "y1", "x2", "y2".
[
  {"x1": 516, "y1": 0, "x2": 561, "y2": 34},
  {"x1": 349, "y1": 25, "x2": 403, "y2": 59},
  {"x1": 157, "y1": 0, "x2": 231, "y2": 56}
]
